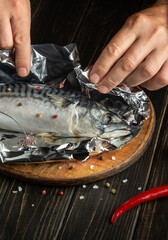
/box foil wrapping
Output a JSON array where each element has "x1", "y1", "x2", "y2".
[{"x1": 0, "y1": 43, "x2": 150, "y2": 163}]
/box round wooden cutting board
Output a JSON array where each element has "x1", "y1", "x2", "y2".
[{"x1": 0, "y1": 101, "x2": 155, "y2": 186}]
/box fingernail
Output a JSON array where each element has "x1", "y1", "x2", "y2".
[
  {"x1": 18, "y1": 67, "x2": 28, "y2": 77},
  {"x1": 90, "y1": 73, "x2": 100, "y2": 83},
  {"x1": 98, "y1": 85, "x2": 109, "y2": 94}
]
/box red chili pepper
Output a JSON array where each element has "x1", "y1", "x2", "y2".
[{"x1": 111, "y1": 184, "x2": 168, "y2": 223}]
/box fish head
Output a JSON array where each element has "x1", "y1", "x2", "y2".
[{"x1": 73, "y1": 101, "x2": 131, "y2": 139}]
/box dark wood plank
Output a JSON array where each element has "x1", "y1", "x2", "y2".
[
  {"x1": 0, "y1": 1, "x2": 91, "y2": 239},
  {"x1": 133, "y1": 105, "x2": 168, "y2": 240},
  {"x1": 57, "y1": 87, "x2": 168, "y2": 240},
  {"x1": 73, "y1": 0, "x2": 142, "y2": 68},
  {"x1": 31, "y1": 0, "x2": 92, "y2": 45},
  {"x1": 0, "y1": 181, "x2": 75, "y2": 240}
]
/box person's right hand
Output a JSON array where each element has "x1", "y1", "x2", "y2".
[{"x1": 0, "y1": 0, "x2": 31, "y2": 77}]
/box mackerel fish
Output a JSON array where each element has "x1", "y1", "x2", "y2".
[{"x1": 0, "y1": 83, "x2": 131, "y2": 139}]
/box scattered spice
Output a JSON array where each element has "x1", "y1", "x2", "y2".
[
  {"x1": 58, "y1": 166, "x2": 62, "y2": 170},
  {"x1": 90, "y1": 165, "x2": 94, "y2": 169},
  {"x1": 138, "y1": 187, "x2": 142, "y2": 191},
  {"x1": 17, "y1": 102, "x2": 22, "y2": 106},
  {"x1": 36, "y1": 113, "x2": 42, "y2": 118},
  {"x1": 59, "y1": 191, "x2": 64, "y2": 196},
  {"x1": 36, "y1": 86, "x2": 41, "y2": 90},
  {"x1": 41, "y1": 190, "x2": 46, "y2": 195},
  {"x1": 53, "y1": 115, "x2": 58, "y2": 119},
  {"x1": 69, "y1": 166, "x2": 73, "y2": 170},
  {"x1": 12, "y1": 191, "x2": 17, "y2": 194},
  {"x1": 18, "y1": 186, "x2": 22, "y2": 192},
  {"x1": 100, "y1": 198, "x2": 103, "y2": 201},
  {"x1": 7, "y1": 87, "x2": 11, "y2": 92},
  {"x1": 105, "y1": 183, "x2": 110, "y2": 188},
  {"x1": 82, "y1": 185, "x2": 86, "y2": 188},
  {"x1": 111, "y1": 189, "x2": 116, "y2": 194},
  {"x1": 122, "y1": 179, "x2": 128, "y2": 183},
  {"x1": 93, "y1": 185, "x2": 99, "y2": 189},
  {"x1": 99, "y1": 156, "x2": 104, "y2": 160},
  {"x1": 32, "y1": 204, "x2": 35, "y2": 207},
  {"x1": 111, "y1": 184, "x2": 168, "y2": 223},
  {"x1": 111, "y1": 156, "x2": 116, "y2": 160},
  {"x1": 79, "y1": 196, "x2": 84, "y2": 200}
]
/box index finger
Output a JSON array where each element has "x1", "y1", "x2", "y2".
[
  {"x1": 89, "y1": 22, "x2": 137, "y2": 83},
  {"x1": 11, "y1": 8, "x2": 31, "y2": 77}
]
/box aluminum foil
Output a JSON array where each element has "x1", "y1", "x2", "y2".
[{"x1": 0, "y1": 43, "x2": 150, "y2": 163}]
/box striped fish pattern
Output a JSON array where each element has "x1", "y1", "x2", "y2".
[{"x1": 0, "y1": 83, "x2": 131, "y2": 138}]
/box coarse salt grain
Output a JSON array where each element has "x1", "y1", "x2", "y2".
[
  {"x1": 12, "y1": 191, "x2": 17, "y2": 194},
  {"x1": 138, "y1": 187, "x2": 142, "y2": 190},
  {"x1": 123, "y1": 179, "x2": 128, "y2": 183},
  {"x1": 111, "y1": 156, "x2": 116, "y2": 160},
  {"x1": 90, "y1": 165, "x2": 94, "y2": 169},
  {"x1": 79, "y1": 196, "x2": 84, "y2": 200},
  {"x1": 32, "y1": 204, "x2": 34, "y2": 207},
  {"x1": 18, "y1": 186, "x2": 22, "y2": 192},
  {"x1": 93, "y1": 185, "x2": 99, "y2": 189},
  {"x1": 82, "y1": 185, "x2": 86, "y2": 188}
]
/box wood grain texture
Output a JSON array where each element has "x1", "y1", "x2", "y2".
[
  {"x1": 0, "y1": 100, "x2": 155, "y2": 185},
  {"x1": 56, "y1": 87, "x2": 168, "y2": 240},
  {"x1": 133, "y1": 105, "x2": 168, "y2": 240}
]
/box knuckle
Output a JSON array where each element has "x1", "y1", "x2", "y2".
[
  {"x1": 106, "y1": 43, "x2": 121, "y2": 57},
  {"x1": 149, "y1": 25, "x2": 165, "y2": 39},
  {"x1": 0, "y1": 41, "x2": 13, "y2": 49},
  {"x1": 121, "y1": 57, "x2": 136, "y2": 72},
  {"x1": 126, "y1": 13, "x2": 146, "y2": 29},
  {"x1": 157, "y1": 73, "x2": 168, "y2": 86},
  {"x1": 14, "y1": 33, "x2": 28, "y2": 45},
  {"x1": 12, "y1": 0, "x2": 24, "y2": 10},
  {"x1": 104, "y1": 76, "x2": 118, "y2": 88},
  {"x1": 142, "y1": 65, "x2": 155, "y2": 78},
  {"x1": 94, "y1": 63, "x2": 109, "y2": 76}
]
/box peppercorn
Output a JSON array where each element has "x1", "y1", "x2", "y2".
[
  {"x1": 41, "y1": 190, "x2": 46, "y2": 195},
  {"x1": 36, "y1": 113, "x2": 42, "y2": 118},
  {"x1": 111, "y1": 188, "x2": 116, "y2": 194},
  {"x1": 105, "y1": 183, "x2": 110, "y2": 188}
]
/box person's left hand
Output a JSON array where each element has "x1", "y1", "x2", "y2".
[{"x1": 89, "y1": 5, "x2": 168, "y2": 93}]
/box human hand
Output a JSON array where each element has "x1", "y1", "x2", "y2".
[
  {"x1": 0, "y1": 0, "x2": 31, "y2": 77},
  {"x1": 89, "y1": 5, "x2": 168, "y2": 93}
]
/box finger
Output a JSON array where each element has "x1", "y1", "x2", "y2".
[
  {"x1": 140, "y1": 59, "x2": 168, "y2": 90},
  {"x1": 124, "y1": 47, "x2": 168, "y2": 87},
  {"x1": 11, "y1": 7, "x2": 31, "y2": 77},
  {"x1": 0, "y1": 16, "x2": 13, "y2": 49},
  {"x1": 89, "y1": 24, "x2": 137, "y2": 83},
  {"x1": 96, "y1": 35, "x2": 156, "y2": 93}
]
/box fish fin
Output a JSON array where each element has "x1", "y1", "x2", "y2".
[{"x1": 48, "y1": 94, "x2": 73, "y2": 108}]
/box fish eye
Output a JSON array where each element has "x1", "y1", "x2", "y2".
[{"x1": 103, "y1": 114, "x2": 112, "y2": 125}]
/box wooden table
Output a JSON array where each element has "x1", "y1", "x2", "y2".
[{"x1": 0, "y1": 0, "x2": 167, "y2": 239}]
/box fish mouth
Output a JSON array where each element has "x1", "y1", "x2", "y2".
[{"x1": 100, "y1": 124, "x2": 131, "y2": 138}]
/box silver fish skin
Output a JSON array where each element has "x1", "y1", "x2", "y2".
[{"x1": 0, "y1": 83, "x2": 131, "y2": 138}]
